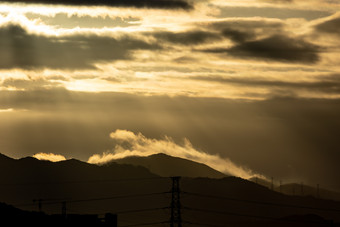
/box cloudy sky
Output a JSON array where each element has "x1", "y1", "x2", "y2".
[{"x1": 0, "y1": 0, "x2": 340, "y2": 191}]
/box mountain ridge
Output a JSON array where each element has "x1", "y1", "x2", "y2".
[
  {"x1": 111, "y1": 152, "x2": 227, "y2": 179},
  {"x1": 249, "y1": 177, "x2": 340, "y2": 201}
]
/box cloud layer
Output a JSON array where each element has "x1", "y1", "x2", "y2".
[
  {"x1": 226, "y1": 35, "x2": 320, "y2": 63},
  {"x1": 0, "y1": 0, "x2": 192, "y2": 9},
  {"x1": 88, "y1": 129, "x2": 265, "y2": 180},
  {"x1": 315, "y1": 15, "x2": 340, "y2": 36},
  {"x1": 0, "y1": 24, "x2": 159, "y2": 69},
  {"x1": 0, "y1": 4, "x2": 338, "y2": 98}
]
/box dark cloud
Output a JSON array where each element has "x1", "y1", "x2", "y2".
[
  {"x1": 200, "y1": 19, "x2": 322, "y2": 64},
  {"x1": 315, "y1": 16, "x2": 340, "y2": 36},
  {"x1": 221, "y1": 28, "x2": 255, "y2": 43},
  {"x1": 207, "y1": 20, "x2": 285, "y2": 43},
  {"x1": 203, "y1": 35, "x2": 321, "y2": 63},
  {"x1": 0, "y1": 24, "x2": 159, "y2": 69},
  {"x1": 210, "y1": 20, "x2": 284, "y2": 35},
  {"x1": 190, "y1": 74, "x2": 340, "y2": 95},
  {"x1": 0, "y1": 0, "x2": 193, "y2": 10},
  {"x1": 152, "y1": 30, "x2": 221, "y2": 45},
  {"x1": 176, "y1": 19, "x2": 289, "y2": 56}
]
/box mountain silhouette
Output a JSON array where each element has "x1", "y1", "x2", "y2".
[
  {"x1": 0, "y1": 154, "x2": 155, "y2": 185},
  {"x1": 112, "y1": 153, "x2": 226, "y2": 178},
  {"x1": 0, "y1": 153, "x2": 340, "y2": 226},
  {"x1": 278, "y1": 183, "x2": 340, "y2": 201},
  {"x1": 249, "y1": 177, "x2": 340, "y2": 201}
]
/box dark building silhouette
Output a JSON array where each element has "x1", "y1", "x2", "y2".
[{"x1": 0, "y1": 202, "x2": 117, "y2": 227}]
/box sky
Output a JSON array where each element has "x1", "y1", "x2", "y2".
[{"x1": 0, "y1": 0, "x2": 340, "y2": 191}]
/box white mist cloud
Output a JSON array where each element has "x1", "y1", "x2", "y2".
[
  {"x1": 88, "y1": 129, "x2": 266, "y2": 180},
  {"x1": 33, "y1": 153, "x2": 66, "y2": 162}
]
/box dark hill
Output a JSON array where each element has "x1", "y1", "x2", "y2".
[
  {"x1": 278, "y1": 183, "x2": 340, "y2": 201},
  {"x1": 112, "y1": 153, "x2": 226, "y2": 178},
  {"x1": 0, "y1": 153, "x2": 155, "y2": 184},
  {"x1": 249, "y1": 177, "x2": 340, "y2": 201}
]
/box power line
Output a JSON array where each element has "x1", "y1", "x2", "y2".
[
  {"x1": 120, "y1": 221, "x2": 169, "y2": 227},
  {"x1": 66, "y1": 192, "x2": 169, "y2": 204},
  {"x1": 1, "y1": 176, "x2": 167, "y2": 186},
  {"x1": 69, "y1": 206, "x2": 170, "y2": 217},
  {"x1": 183, "y1": 207, "x2": 335, "y2": 225},
  {"x1": 9, "y1": 177, "x2": 340, "y2": 227},
  {"x1": 183, "y1": 221, "x2": 225, "y2": 227},
  {"x1": 183, "y1": 206, "x2": 278, "y2": 221},
  {"x1": 183, "y1": 191, "x2": 340, "y2": 213},
  {"x1": 116, "y1": 207, "x2": 170, "y2": 215},
  {"x1": 15, "y1": 191, "x2": 170, "y2": 207}
]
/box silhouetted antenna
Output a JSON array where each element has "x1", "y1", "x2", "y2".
[
  {"x1": 170, "y1": 176, "x2": 182, "y2": 227},
  {"x1": 62, "y1": 201, "x2": 67, "y2": 219},
  {"x1": 317, "y1": 184, "x2": 320, "y2": 199},
  {"x1": 271, "y1": 177, "x2": 274, "y2": 191},
  {"x1": 33, "y1": 199, "x2": 43, "y2": 212},
  {"x1": 105, "y1": 213, "x2": 118, "y2": 227}
]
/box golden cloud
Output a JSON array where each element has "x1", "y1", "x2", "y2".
[
  {"x1": 33, "y1": 153, "x2": 67, "y2": 162},
  {"x1": 88, "y1": 129, "x2": 266, "y2": 180}
]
